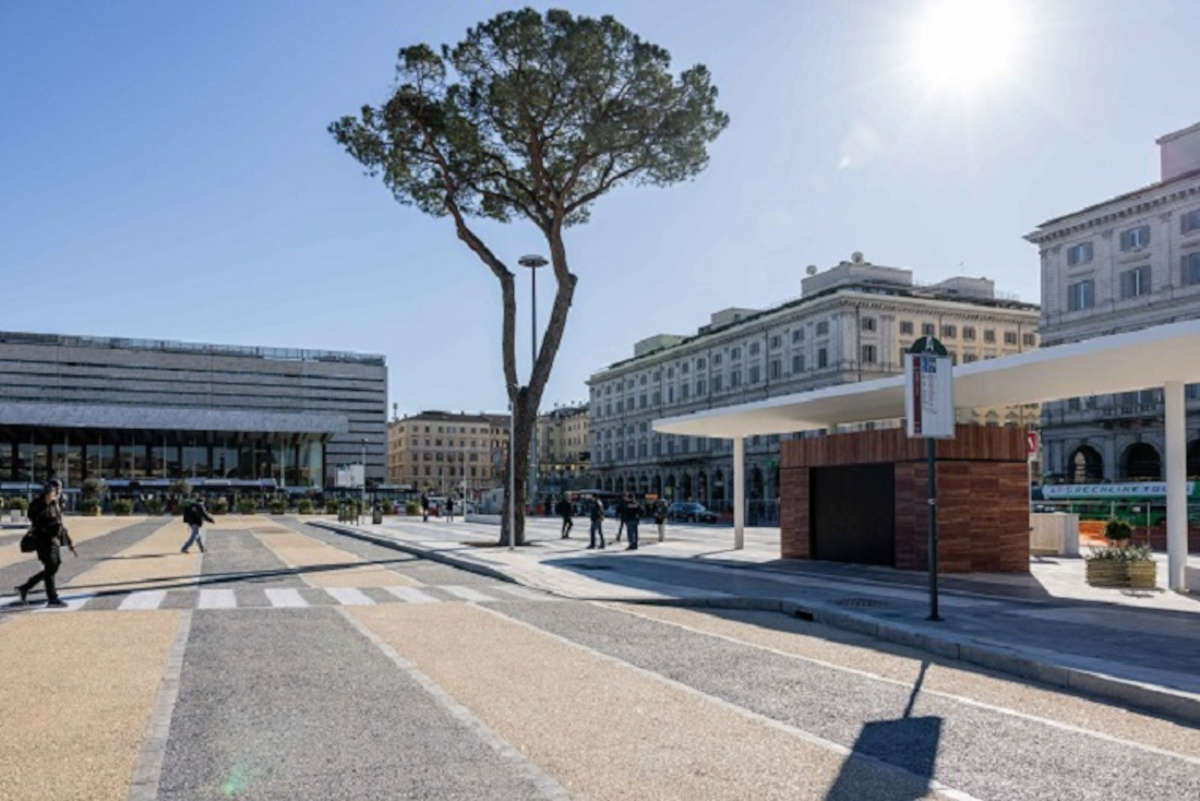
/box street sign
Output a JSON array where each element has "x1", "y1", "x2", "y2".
[
  {"x1": 904, "y1": 337, "x2": 953, "y2": 623},
  {"x1": 904, "y1": 345, "x2": 954, "y2": 439}
]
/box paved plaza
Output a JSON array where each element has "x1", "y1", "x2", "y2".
[{"x1": 1, "y1": 515, "x2": 1198, "y2": 800}]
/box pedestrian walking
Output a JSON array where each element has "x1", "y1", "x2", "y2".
[
  {"x1": 620, "y1": 494, "x2": 642, "y2": 551},
  {"x1": 420, "y1": 492, "x2": 430, "y2": 522},
  {"x1": 445, "y1": 496, "x2": 454, "y2": 523},
  {"x1": 181, "y1": 496, "x2": 215, "y2": 554},
  {"x1": 556, "y1": 495, "x2": 574, "y2": 538},
  {"x1": 15, "y1": 479, "x2": 76, "y2": 608},
  {"x1": 653, "y1": 498, "x2": 668, "y2": 542},
  {"x1": 586, "y1": 496, "x2": 605, "y2": 550},
  {"x1": 614, "y1": 502, "x2": 624, "y2": 543}
]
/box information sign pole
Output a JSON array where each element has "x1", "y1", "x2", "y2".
[{"x1": 905, "y1": 336, "x2": 953, "y2": 622}]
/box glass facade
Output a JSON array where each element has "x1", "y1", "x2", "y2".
[{"x1": 0, "y1": 428, "x2": 324, "y2": 487}]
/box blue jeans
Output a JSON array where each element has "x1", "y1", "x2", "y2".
[
  {"x1": 182, "y1": 524, "x2": 205, "y2": 552},
  {"x1": 589, "y1": 519, "x2": 604, "y2": 548},
  {"x1": 625, "y1": 519, "x2": 639, "y2": 549}
]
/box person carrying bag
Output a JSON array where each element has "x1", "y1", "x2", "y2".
[{"x1": 14, "y1": 480, "x2": 76, "y2": 608}]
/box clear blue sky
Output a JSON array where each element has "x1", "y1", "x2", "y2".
[{"x1": 2, "y1": 1, "x2": 1195, "y2": 417}]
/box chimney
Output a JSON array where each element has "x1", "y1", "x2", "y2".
[{"x1": 1157, "y1": 122, "x2": 1200, "y2": 182}]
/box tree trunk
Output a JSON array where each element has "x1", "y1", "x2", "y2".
[{"x1": 499, "y1": 400, "x2": 533, "y2": 545}]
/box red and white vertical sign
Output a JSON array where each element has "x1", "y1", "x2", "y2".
[{"x1": 905, "y1": 352, "x2": 955, "y2": 439}]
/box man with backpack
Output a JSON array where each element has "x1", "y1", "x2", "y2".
[
  {"x1": 586, "y1": 496, "x2": 605, "y2": 550},
  {"x1": 15, "y1": 479, "x2": 75, "y2": 608},
  {"x1": 181, "y1": 496, "x2": 215, "y2": 554}
]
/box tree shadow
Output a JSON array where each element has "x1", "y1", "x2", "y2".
[{"x1": 823, "y1": 662, "x2": 945, "y2": 800}]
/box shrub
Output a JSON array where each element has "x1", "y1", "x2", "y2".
[
  {"x1": 405, "y1": 500, "x2": 420, "y2": 516},
  {"x1": 81, "y1": 477, "x2": 107, "y2": 501},
  {"x1": 297, "y1": 498, "x2": 315, "y2": 515},
  {"x1": 380, "y1": 499, "x2": 395, "y2": 515},
  {"x1": 1104, "y1": 517, "x2": 1133, "y2": 543},
  {"x1": 7, "y1": 496, "x2": 29, "y2": 514},
  {"x1": 146, "y1": 498, "x2": 166, "y2": 515},
  {"x1": 237, "y1": 497, "x2": 258, "y2": 515},
  {"x1": 1087, "y1": 544, "x2": 1153, "y2": 562},
  {"x1": 325, "y1": 499, "x2": 339, "y2": 514},
  {"x1": 210, "y1": 497, "x2": 229, "y2": 515},
  {"x1": 270, "y1": 498, "x2": 287, "y2": 514},
  {"x1": 80, "y1": 498, "x2": 101, "y2": 516},
  {"x1": 113, "y1": 498, "x2": 134, "y2": 516}
]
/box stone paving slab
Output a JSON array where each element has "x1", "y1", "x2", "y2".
[{"x1": 314, "y1": 518, "x2": 1200, "y2": 724}]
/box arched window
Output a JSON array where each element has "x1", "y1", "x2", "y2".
[
  {"x1": 1070, "y1": 446, "x2": 1103, "y2": 483},
  {"x1": 1121, "y1": 443, "x2": 1161, "y2": 480}
]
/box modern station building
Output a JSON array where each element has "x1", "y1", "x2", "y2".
[
  {"x1": 0, "y1": 331, "x2": 387, "y2": 497},
  {"x1": 1027, "y1": 121, "x2": 1200, "y2": 482}
]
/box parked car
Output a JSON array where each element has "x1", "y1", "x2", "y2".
[{"x1": 667, "y1": 501, "x2": 718, "y2": 523}]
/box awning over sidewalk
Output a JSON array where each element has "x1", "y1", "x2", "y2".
[
  {"x1": 654, "y1": 319, "x2": 1200, "y2": 438},
  {"x1": 653, "y1": 319, "x2": 1200, "y2": 589}
]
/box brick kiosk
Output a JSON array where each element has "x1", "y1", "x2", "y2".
[{"x1": 780, "y1": 424, "x2": 1029, "y2": 572}]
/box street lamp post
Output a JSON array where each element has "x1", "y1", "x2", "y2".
[
  {"x1": 360, "y1": 437, "x2": 367, "y2": 522},
  {"x1": 518, "y1": 254, "x2": 548, "y2": 516}
]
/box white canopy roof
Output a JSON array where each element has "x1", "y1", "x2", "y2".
[{"x1": 654, "y1": 319, "x2": 1200, "y2": 438}]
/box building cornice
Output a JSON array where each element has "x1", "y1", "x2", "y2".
[
  {"x1": 1025, "y1": 172, "x2": 1200, "y2": 246},
  {"x1": 588, "y1": 289, "x2": 1038, "y2": 383}
]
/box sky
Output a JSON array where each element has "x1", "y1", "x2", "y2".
[{"x1": 2, "y1": 0, "x2": 1197, "y2": 418}]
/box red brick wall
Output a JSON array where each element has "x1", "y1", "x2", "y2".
[
  {"x1": 1131, "y1": 524, "x2": 1200, "y2": 553},
  {"x1": 781, "y1": 426, "x2": 1029, "y2": 573},
  {"x1": 780, "y1": 466, "x2": 810, "y2": 559}
]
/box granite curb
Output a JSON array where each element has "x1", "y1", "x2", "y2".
[{"x1": 314, "y1": 521, "x2": 1200, "y2": 726}]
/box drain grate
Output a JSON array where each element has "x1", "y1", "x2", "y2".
[{"x1": 833, "y1": 597, "x2": 890, "y2": 608}]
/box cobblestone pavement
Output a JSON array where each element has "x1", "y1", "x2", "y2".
[{"x1": 1, "y1": 516, "x2": 1196, "y2": 800}]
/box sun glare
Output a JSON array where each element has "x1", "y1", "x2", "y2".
[{"x1": 911, "y1": 0, "x2": 1025, "y2": 93}]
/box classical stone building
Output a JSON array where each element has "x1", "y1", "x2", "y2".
[
  {"x1": 587, "y1": 254, "x2": 1040, "y2": 516},
  {"x1": 1026, "y1": 121, "x2": 1200, "y2": 482},
  {"x1": 0, "y1": 330, "x2": 387, "y2": 493},
  {"x1": 535, "y1": 403, "x2": 590, "y2": 494},
  {"x1": 387, "y1": 410, "x2": 510, "y2": 495}
]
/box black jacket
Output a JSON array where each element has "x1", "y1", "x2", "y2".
[
  {"x1": 589, "y1": 500, "x2": 604, "y2": 522},
  {"x1": 183, "y1": 501, "x2": 215, "y2": 526},
  {"x1": 619, "y1": 500, "x2": 642, "y2": 523},
  {"x1": 29, "y1": 496, "x2": 71, "y2": 548},
  {"x1": 556, "y1": 499, "x2": 572, "y2": 517}
]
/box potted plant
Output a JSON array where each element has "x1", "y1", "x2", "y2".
[
  {"x1": 237, "y1": 497, "x2": 259, "y2": 515},
  {"x1": 210, "y1": 497, "x2": 229, "y2": 515},
  {"x1": 405, "y1": 500, "x2": 420, "y2": 516},
  {"x1": 270, "y1": 498, "x2": 287, "y2": 515},
  {"x1": 112, "y1": 498, "x2": 134, "y2": 516},
  {"x1": 1085, "y1": 518, "x2": 1156, "y2": 588},
  {"x1": 297, "y1": 498, "x2": 315, "y2": 515},
  {"x1": 325, "y1": 499, "x2": 339, "y2": 515},
  {"x1": 380, "y1": 499, "x2": 395, "y2": 515},
  {"x1": 7, "y1": 496, "x2": 30, "y2": 520},
  {"x1": 146, "y1": 498, "x2": 166, "y2": 516}
]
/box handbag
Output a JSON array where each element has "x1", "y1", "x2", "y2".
[{"x1": 19, "y1": 528, "x2": 36, "y2": 553}]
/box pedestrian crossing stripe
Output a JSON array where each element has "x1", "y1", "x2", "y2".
[
  {"x1": 198, "y1": 589, "x2": 237, "y2": 609},
  {"x1": 325, "y1": 587, "x2": 374, "y2": 606},
  {"x1": 440, "y1": 585, "x2": 496, "y2": 602},
  {"x1": 0, "y1": 582, "x2": 559, "y2": 613},
  {"x1": 264, "y1": 588, "x2": 308, "y2": 608},
  {"x1": 119, "y1": 590, "x2": 167, "y2": 610},
  {"x1": 382, "y1": 586, "x2": 437, "y2": 604}
]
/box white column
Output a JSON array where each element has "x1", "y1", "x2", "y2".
[
  {"x1": 1164, "y1": 381, "x2": 1187, "y2": 592},
  {"x1": 733, "y1": 436, "x2": 745, "y2": 550}
]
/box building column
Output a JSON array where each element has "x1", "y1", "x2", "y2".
[
  {"x1": 733, "y1": 436, "x2": 745, "y2": 550},
  {"x1": 1165, "y1": 381, "x2": 1188, "y2": 592}
]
